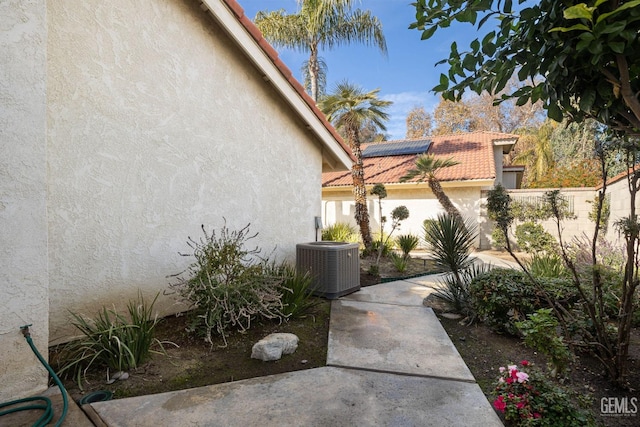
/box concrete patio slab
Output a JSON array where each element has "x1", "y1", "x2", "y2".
[
  {"x1": 89, "y1": 366, "x2": 502, "y2": 427},
  {"x1": 471, "y1": 253, "x2": 520, "y2": 269},
  {"x1": 327, "y1": 300, "x2": 474, "y2": 382}
]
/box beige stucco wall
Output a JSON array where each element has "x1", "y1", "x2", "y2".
[
  {"x1": 0, "y1": 0, "x2": 50, "y2": 400},
  {"x1": 322, "y1": 184, "x2": 486, "y2": 247},
  {"x1": 605, "y1": 176, "x2": 637, "y2": 243},
  {"x1": 46, "y1": 0, "x2": 324, "y2": 342}
]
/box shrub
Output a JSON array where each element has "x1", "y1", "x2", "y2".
[
  {"x1": 396, "y1": 233, "x2": 419, "y2": 258},
  {"x1": 516, "y1": 309, "x2": 573, "y2": 377},
  {"x1": 491, "y1": 226, "x2": 507, "y2": 250},
  {"x1": 470, "y1": 269, "x2": 576, "y2": 335},
  {"x1": 492, "y1": 361, "x2": 595, "y2": 426},
  {"x1": 369, "y1": 234, "x2": 393, "y2": 257},
  {"x1": 170, "y1": 223, "x2": 284, "y2": 346},
  {"x1": 515, "y1": 221, "x2": 557, "y2": 254},
  {"x1": 424, "y1": 214, "x2": 482, "y2": 319},
  {"x1": 390, "y1": 252, "x2": 408, "y2": 273},
  {"x1": 57, "y1": 292, "x2": 164, "y2": 387},
  {"x1": 526, "y1": 253, "x2": 568, "y2": 278},
  {"x1": 470, "y1": 269, "x2": 539, "y2": 335},
  {"x1": 275, "y1": 264, "x2": 319, "y2": 319},
  {"x1": 431, "y1": 263, "x2": 488, "y2": 317},
  {"x1": 367, "y1": 264, "x2": 380, "y2": 277},
  {"x1": 321, "y1": 222, "x2": 358, "y2": 243},
  {"x1": 423, "y1": 214, "x2": 476, "y2": 273}
]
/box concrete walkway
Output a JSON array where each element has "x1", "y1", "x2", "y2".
[{"x1": 85, "y1": 273, "x2": 503, "y2": 427}]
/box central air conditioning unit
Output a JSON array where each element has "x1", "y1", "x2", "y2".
[{"x1": 296, "y1": 241, "x2": 360, "y2": 299}]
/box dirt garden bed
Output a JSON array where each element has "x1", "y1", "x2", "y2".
[{"x1": 52, "y1": 253, "x2": 638, "y2": 426}]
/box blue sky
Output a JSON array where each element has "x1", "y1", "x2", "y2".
[{"x1": 238, "y1": 0, "x2": 477, "y2": 140}]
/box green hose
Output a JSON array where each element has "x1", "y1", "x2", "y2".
[{"x1": 0, "y1": 325, "x2": 68, "y2": 427}]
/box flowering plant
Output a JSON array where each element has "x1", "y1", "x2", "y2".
[
  {"x1": 493, "y1": 360, "x2": 541, "y2": 422},
  {"x1": 492, "y1": 361, "x2": 595, "y2": 427}
]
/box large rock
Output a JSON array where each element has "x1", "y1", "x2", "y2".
[{"x1": 251, "y1": 333, "x2": 299, "y2": 361}]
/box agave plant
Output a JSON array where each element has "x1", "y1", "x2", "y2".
[
  {"x1": 395, "y1": 233, "x2": 420, "y2": 259},
  {"x1": 424, "y1": 213, "x2": 485, "y2": 320}
]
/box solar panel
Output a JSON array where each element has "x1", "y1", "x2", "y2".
[{"x1": 361, "y1": 139, "x2": 431, "y2": 158}]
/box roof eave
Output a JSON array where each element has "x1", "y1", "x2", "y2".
[
  {"x1": 322, "y1": 178, "x2": 496, "y2": 191},
  {"x1": 493, "y1": 137, "x2": 519, "y2": 154},
  {"x1": 201, "y1": 0, "x2": 353, "y2": 172}
]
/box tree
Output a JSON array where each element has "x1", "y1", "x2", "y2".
[
  {"x1": 550, "y1": 119, "x2": 600, "y2": 168},
  {"x1": 411, "y1": 0, "x2": 640, "y2": 385},
  {"x1": 399, "y1": 154, "x2": 463, "y2": 221},
  {"x1": 432, "y1": 98, "x2": 478, "y2": 135},
  {"x1": 410, "y1": 0, "x2": 640, "y2": 136},
  {"x1": 466, "y1": 87, "x2": 544, "y2": 133},
  {"x1": 319, "y1": 81, "x2": 392, "y2": 249},
  {"x1": 405, "y1": 106, "x2": 432, "y2": 138},
  {"x1": 431, "y1": 85, "x2": 544, "y2": 136},
  {"x1": 530, "y1": 158, "x2": 602, "y2": 188},
  {"x1": 370, "y1": 184, "x2": 409, "y2": 265},
  {"x1": 511, "y1": 120, "x2": 557, "y2": 186},
  {"x1": 301, "y1": 57, "x2": 328, "y2": 99},
  {"x1": 358, "y1": 120, "x2": 388, "y2": 143},
  {"x1": 255, "y1": 0, "x2": 387, "y2": 102}
]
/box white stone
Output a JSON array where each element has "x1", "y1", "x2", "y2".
[{"x1": 251, "y1": 333, "x2": 299, "y2": 362}]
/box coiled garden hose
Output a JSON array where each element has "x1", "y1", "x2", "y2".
[{"x1": 0, "y1": 325, "x2": 68, "y2": 427}]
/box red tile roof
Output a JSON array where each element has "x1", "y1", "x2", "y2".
[
  {"x1": 323, "y1": 131, "x2": 519, "y2": 187},
  {"x1": 220, "y1": 0, "x2": 355, "y2": 163},
  {"x1": 595, "y1": 164, "x2": 640, "y2": 190}
]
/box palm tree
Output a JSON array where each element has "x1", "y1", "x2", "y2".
[
  {"x1": 319, "y1": 81, "x2": 392, "y2": 249},
  {"x1": 400, "y1": 154, "x2": 462, "y2": 221},
  {"x1": 511, "y1": 120, "x2": 557, "y2": 185},
  {"x1": 254, "y1": 0, "x2": 387, "y2": 102}
]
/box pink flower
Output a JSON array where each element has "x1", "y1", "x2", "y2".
[
  {"x1": 517, "y1": 401, "x2": 526, "y2": 409},
  {"x1": 506, "y1": 377, "x2": 514, "y2": 384},
  {"x1": 508, "y1": 364, "x2": 517, "y2": 373},
  {"x1": 516, "y1": 372, "x2": 529, "y2": 383},
  {"x1": 493, "y1": 396, "x2": 506, "y2": 412},
  {"x1": 499, "y1": 366, "x2": 506, "y2": 373},
  {"x1": 498, "y1": 377, "x2": 505, "y2": 383},
  {"x1": 521, "y1": 360, "x2": 529, "y2": 367}
]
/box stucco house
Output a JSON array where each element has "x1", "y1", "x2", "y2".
[
  {"x1": 322, "y1": 132, "x2": 521, "y2": 246},
  {"x1": 1, "y1": 0, "x2": 353, "y2": 400}
]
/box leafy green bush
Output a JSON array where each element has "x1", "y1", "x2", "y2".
[
  {"x1": 516, "y1": 309, "x2": 573, "y2": 377},
  {"x1": 321, "y1": 222, "x2": 358, "y2": 243},
  {"x1": 491, "y1": 226, "x2": 507, "y2": 250},
  {"x1": 170, "y1": 223, "x2": 284, "y2": 346},
  {"x1": 515, "y1": 221, "x2": 557, "y2": 254},
  {"x1": 57, "y1": 292, "x2": 164, "y2": 387},
  {"x1": 492, "y1": 361, "x2": 595, "y2": 426},
  {"x1": 395, "y1": 233, "x2": 419, "y2": 258},
  {"x1": 470, "y1": 269, "x2": 576, "y2": 334},
  {"x1": 470, "y1": 269, "x2": 539, "y2": 334}
]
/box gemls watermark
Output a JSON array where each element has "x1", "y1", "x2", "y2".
[{"x1": 601, "y1": 397, "x2": 638, "y2": 417}]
